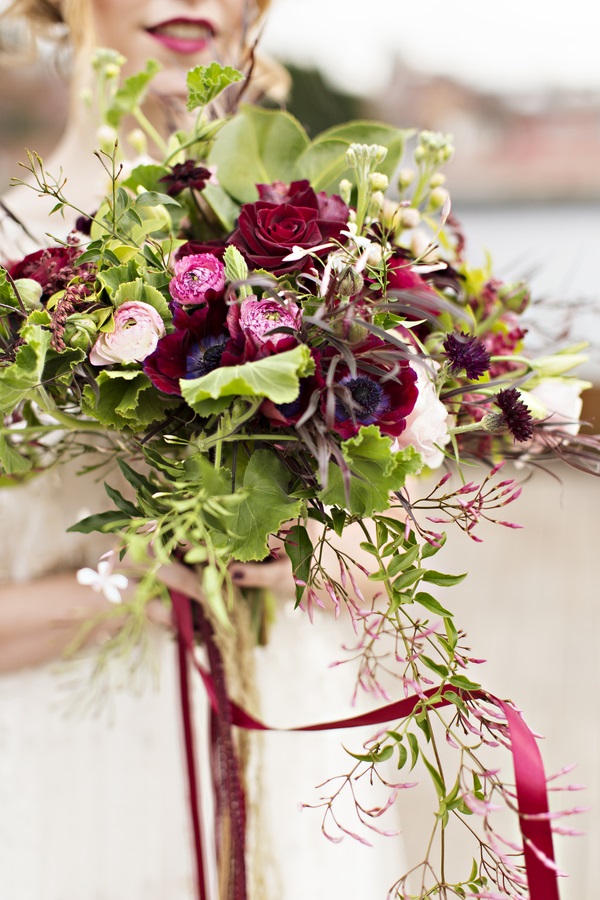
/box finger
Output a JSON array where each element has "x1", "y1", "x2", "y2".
[{"x1": 229, "y1": 558, "x2": 293, "y2": 591}]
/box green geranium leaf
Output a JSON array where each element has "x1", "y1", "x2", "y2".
[
  {"x1": 181, "y1": 344, "x2": 314, "y2": 415},
  {"x1": 122, "y1": 164, "x2": 169, "y2": 194},
  {"x1": 0, "y1": 269, "x2": 18, "y2": 308},
  {"x1": 97, "y1": 261, "x2": 141, "y2": 296},
  {"x1": 229, "y1": 450, "x2": 303, "y2": 561},
  {"x1": 0, "y1": 323, "x2": 50, "y2": 414},
  {"x1": 0, "y1": 434, "x2": 33, "y2": 476},
  {"x1": 43, "y1": 346, "x2": 87, "y2": 385},
  {"x1": 296, "y1": 122, "x2": 413, "y2": 195},
  {"x1": 320, "y1": 425, "x2": 423, "y2": 516},
  {"x1": 82, "y1": 369, "x2": 174, "y2": 431},
  {"x1": 186, "y1": 62, "x2": 243, "y2": 111},
  {"x1": 111, "y1": 279, "x2": 172, "y2": 325},
  {"x1": 106, "y1": 59, "x2": 162, "y2": 128},
  {"x1": 209, "y1": 105, "x2": 310, "y2": 203}
]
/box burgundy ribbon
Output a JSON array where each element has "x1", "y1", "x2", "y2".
[{"x1": 171, "y1": 589, "x2": 561, "y2": 900}]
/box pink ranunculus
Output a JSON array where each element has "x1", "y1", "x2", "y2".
[
  {"x1": 393, "y1": 362, "x2": 451, "y2": 468},
  {"x1": 236, "y1": 296, "x2": 302, "y2": 350},
  {"x1": 169, "y1": 253, "x2": 226, "y2": 306},
  {"x1": 90, "y1": 301, "x2": 166, "y2": 366}
]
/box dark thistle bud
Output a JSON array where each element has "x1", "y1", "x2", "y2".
[
  {"x1": 442, "y1": 331, "x2": 490, "y2": 380},
  {"x1": 483, "y1": 387, "x2": 534, "y2": 442}
]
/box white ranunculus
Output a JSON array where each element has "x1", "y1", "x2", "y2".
[
  {"x1": 393, "y1": 362, "x2": 451, "y2": 469},
  {"x1": 90, "y1": 300, "x2": 165, "y2": 366}
]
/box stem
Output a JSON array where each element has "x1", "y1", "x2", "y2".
[
  {"x1": 35, "y1": 387, "x2": 104, "y2": 432},
  {"x1": 133, "y1": 108, "x2": 168, "y2": 155}
]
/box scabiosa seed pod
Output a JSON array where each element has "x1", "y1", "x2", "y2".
[
  {"x1": 483, "y1": 387, "x2": 534, "y2": 442},
  {"x1": 443, "y1": 331, "x2": 491, "y2": 380}
]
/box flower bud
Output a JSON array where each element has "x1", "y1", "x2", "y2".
[
  {"x1": 127, "y1": 128, "x2": 148, "y2": 157},
  {"x1": 63, "y1": 316, "x2": 99, "y2": 352},
  {"x1": 430, "y1": 173, "x2": 446, "y2": 188},
  {"x1": 369, "y1": 172, "x2": 389, "y2": 193},
  {"x1": 398, "y1": 207, "x2": 421, "y2": 229},
  {"x1": 338, "y1": 178, "x2": 352, "y2": 205},
  {"x1": 14, "y1": 278, "x2": 42, "y2": 310},
  {"x1": 429, "y1": 187, "x2": 450, "y2": 211},
  {"x1": 367, "y1": 190, "x2": 385, "y2": 218},
  {"x1": 367, "y1": 243, "x2": 384, "y2": 267},
  {"x1": 337, "y1": 267, "x2": 364, "y2": 298},
  {"x1": 397, "y1": 168, "x2": 415, "y2": 190},
  {"x1": 96, "y1": 125, "x2": 119, "y2": 154}
]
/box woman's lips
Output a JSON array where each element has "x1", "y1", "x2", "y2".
[{"x1": 146, "y1": 18, "x2": 215, "y2": 55}]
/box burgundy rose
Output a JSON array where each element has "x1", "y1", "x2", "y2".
[
  {"x1": 228, "y1": 180, "x2": 349, "y2": 276},
  {"x1": 169, "y1": 253, "x2": 226, "y2": 306},
  {"x1": 176, "y1": 238, "x2": 227, "y2": 262},
  {"x1": 8, "y1": 246, "x2": 82, "y2": 298}
]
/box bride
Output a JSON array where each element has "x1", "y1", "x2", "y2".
[{"x1": 0, "y1": 2, "x2": 406, "y2": 897}]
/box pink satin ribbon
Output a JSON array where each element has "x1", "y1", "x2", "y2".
[{"x1": 171, "y1": 589, "x2": 561, "y2": 900}]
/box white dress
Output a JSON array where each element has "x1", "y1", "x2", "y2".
[{"x1": 0, "y1": 209, "x2": 407, "y2": 899}]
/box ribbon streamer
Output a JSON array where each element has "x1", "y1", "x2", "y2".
[{"x1": 171, "y1": 589, "x2": 560, "y2": 900}]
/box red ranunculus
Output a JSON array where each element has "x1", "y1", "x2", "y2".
[{"x1": 228, "y1": 180, "x2": 349, "y2": 276}]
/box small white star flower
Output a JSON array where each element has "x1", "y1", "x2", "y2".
[{"x1": 76, "y1": 560, "x2": 129, "y2": 604}]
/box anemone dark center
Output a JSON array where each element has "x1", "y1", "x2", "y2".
[
  {"x1": 346, "y1": 376, "x2": 382, "y2": 414},
  {"x1": 186, "y1": 341, "x2": 225, "y2": 379}
]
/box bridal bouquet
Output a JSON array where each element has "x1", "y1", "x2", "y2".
[{"x1": 0, "y1": 57, "x2": 594, "y2": 899}]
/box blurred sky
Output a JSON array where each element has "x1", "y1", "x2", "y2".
[{"x1": 262, "y1": 0, "x2": 600, "y2": 96}]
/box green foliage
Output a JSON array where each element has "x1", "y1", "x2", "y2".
[
  {"x1": 319, "y1": 425, "x2": 423, "y2": 516},
  {"x1": 296, "y1": 121, "x2": 413, "y2": 195},
  {"x1": 81, "y1": 370, "x2": 174, "y2": 431},
  {"x1": 106, "y1": 59, "x2": 162, "y2": 128},
  {"x1": 181, "y1": 344, "x2": 315, "y2": 415},
  {"x1": 0, "y1": 323, "x2": 50, "y2": 414},
  {"x1": 285, "y1": 523, "x2": 313, "y2": 605},
  {"x1": 209, "y1": 105, "x2": 311, "y2": 203},
  {"x1": 186, "y1": 63, "x2": 244, "y2": 111},
  {"x1": 228, "y1": 450, "x2": 304, "y2": 561}
]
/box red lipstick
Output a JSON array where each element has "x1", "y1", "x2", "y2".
[{"x1": 146, "y1": 18, "x2": 215, "y2": 55}]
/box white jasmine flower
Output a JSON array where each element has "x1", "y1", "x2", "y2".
[{"x1": 76, "y1": 558, "x2": 129, "y2": 604}]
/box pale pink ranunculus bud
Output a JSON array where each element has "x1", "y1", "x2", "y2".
[
  {"x1": 90, "y1": 301, "x2": 166, "y2": 366},
  {"x1": 393, "y1": 362, "x2": 451, "y2": 469}
]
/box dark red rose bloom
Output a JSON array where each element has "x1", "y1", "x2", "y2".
[
  {"x1": 176, "y1": 238, "x2": 228, "y2": 262},
  {"x1": 159, "y1": 161, "x2": 212, "y2": 196},
  {"x1": 228, "y1": 180, "x2": 349, "y2": 276},
  {"x1": 8, "y1": 246, "x2": 82, "y2": 298},
  {"x1": 144, "y1": 302, "x2": 228, "y2": 395}
]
